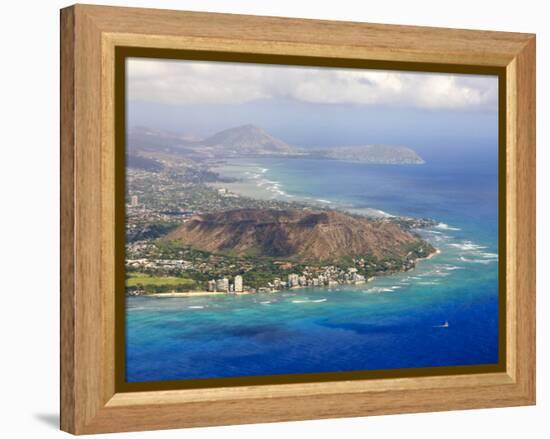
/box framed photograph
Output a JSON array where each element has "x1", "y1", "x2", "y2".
[{"x1": 60, "y1": 4, "x2": 536, "y2": 434}]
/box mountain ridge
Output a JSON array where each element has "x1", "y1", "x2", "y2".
[
  {"x1": 166, "y1": 208, "x2": 434, "y2": 263},
  {"x1": 200, "y1": 124, "x2": 299, "y2": 155}
]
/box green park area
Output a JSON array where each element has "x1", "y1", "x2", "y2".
[{"x1": 126, "y1": 272, "x2": 197, "y2": 293}]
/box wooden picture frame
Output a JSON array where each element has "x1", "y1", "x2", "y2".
[{"x1": 60, "y1": 4, "x2": 536, "y2": 435}]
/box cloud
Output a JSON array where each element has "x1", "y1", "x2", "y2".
[{"x1": 127, "y1": 58, "x2": 497, "y2": 111}]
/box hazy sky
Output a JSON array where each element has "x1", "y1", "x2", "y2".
[{"x1": 127, "y1": 58, "x2": 499, "y2": 164}]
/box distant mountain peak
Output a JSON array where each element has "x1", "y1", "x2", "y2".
[
  {"x1": 239, "y1": 123, "x2": 262, "y2": 130},
  {"x1": 201, "y1": 124, "x2": 298, "y2": 155}
]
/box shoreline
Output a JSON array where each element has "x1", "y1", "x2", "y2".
[
  {"x1": 148, "y1": 291, "x2": 226, "y2": 297},
  {"x1": 137, "y1": 247, "x2": 439, "y2": 298},
  {"x1": 208, "y1": 162, "x2": 400, "y2": 219},
  {"x1": 208, "y1": 161, "x2": 331, "y2": 208},
  {"x1": 146, "y1": 290, "x2": 261, "y2": 297}
]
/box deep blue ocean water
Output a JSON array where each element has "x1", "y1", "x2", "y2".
[{"x1": 126, "y1": 154, "x2": 499, "y2": 382}]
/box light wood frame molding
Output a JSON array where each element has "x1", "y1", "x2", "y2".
[{"x1": 60, "y1": 4, "x2": 536, "y2": 434}]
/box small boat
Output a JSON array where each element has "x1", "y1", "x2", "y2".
[{"x1": 433, "y1": 321, "x2": 449, "y2": 328}]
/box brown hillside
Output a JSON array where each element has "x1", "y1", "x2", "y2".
[{"x1": 166, "y1": 209, "x2": 430, "y2": 262}]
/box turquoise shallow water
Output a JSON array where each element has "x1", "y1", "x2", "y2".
[{"x1": 126, "y1": 156, "x2": 499, "y2": 382}]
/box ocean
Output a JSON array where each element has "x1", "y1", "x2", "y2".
[{"x1": 126, "y1": 155, "x2": 500, "y2": 382}]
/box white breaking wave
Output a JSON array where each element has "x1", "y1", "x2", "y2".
[
  {"x1": 371, "y1": 209, "x2": 395, "y2": 218},
  {"x1": 187, "y1": 305, "x2": 205, "y2": 309},
  {"x1": 259, "y1": 301, "x2": 272, "y2": 304},
  {"x1": 442, "y1": 265, "x2": 464, "y2": 271},
  {"x1": 365, "y1": 287, "x2": 394, "y2": 293},
  {"x1": 254, "y1": 177, "x2": 295, "y2": 198},
  {"x1": 449, "y1": 241, "x2": 487, "y2": 251},
  {"x1": 430, "y1": 234, "x2": 451, "y2": 242},
  {"x1": 418, "y1": 267, "x2": 451, "y2": 278},
  {"x1": 246, "y1": 165, "x2": 296, "y2": 199},
  {"x1": 292, "y1": 299, "x2": 327, "y2": 303},
  {"x1": 435, "y1": 222, "x2": 461, "y2": 231},
  {"x1": 480, "y1": 252, "x2": 499, "y2": 259},
  {"x1": 446, "y1": 239, "x2": 498, "y2": 264},
  {"x1": 459, "y1": 256, "x2": 494, "y2": 264}
]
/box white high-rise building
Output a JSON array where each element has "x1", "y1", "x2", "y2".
[
  {"x1": 288, "y1": 274, "x2": 299, "y2": 287},
  {"x1": 216, "y1": 277, "x2": 229, "y2": 293},
  {"x1": 130, "y1": 195, "x2": 139, "y2": 207},
  {"x1": 234, "y1": 275, "x2": 243, "y2": 293}
]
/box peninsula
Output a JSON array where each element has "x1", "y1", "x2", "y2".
[
  {"x1": 128, "y1": 124, "x2": 426, "y2": 165},
  {"x1": 126, "y1": 208, "x2": 436, "y2": 296}
]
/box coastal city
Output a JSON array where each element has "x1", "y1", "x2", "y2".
[
  {"x1": 125, "y1": 149, "x2": 436, "y2": 297},
  {"x1": 206, "y1": 268, "x2": 369, "y2": 294}
]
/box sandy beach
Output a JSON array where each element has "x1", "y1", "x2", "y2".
[{"x1": 148, "y1": 291, "x2": 226, "y2": 298}]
